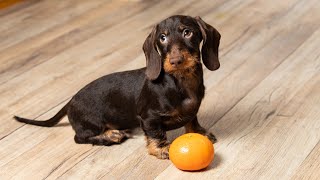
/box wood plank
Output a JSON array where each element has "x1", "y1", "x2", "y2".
[
  {"x1": 217, "y1": 75, "x2": 320, "y2": 179},
  {"x1": 202, "y1": 0, "x2": 320, "y2": 127},
  {"x1": 0, "y1": 0, "x2": 46, "y2": 30},
  {"x1": 0, "y1": 0, "x2": 106, "y2": 50},
  {"x1": 0, "y1": 0, "x2": 148, "y2": 84},
  {"x1": 291, "y1": 141, "x2": 320, "y2": 180}
]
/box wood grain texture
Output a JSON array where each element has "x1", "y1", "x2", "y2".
[{"x1": 0, "y1": 0, "x2": 319, "y2": 179}]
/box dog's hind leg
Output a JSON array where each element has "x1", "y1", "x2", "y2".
[
  {"x1": 88, "y1": 130, "x2": 131, "y2": 145},
  {"x1": 75, "y1": 129, "x2": 130, "y2": 146},
  {"x1": 74, "y1": 129, "x2": 97, "y2": 144}
]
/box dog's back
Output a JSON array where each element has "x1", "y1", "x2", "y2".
[{"x1": 69, "y1": 68, "x2": 146, "y2": 130}]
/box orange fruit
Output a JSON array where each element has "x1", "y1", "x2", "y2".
[{"x1": 169, "y1": 133, "x2": 214, "y2": 171}]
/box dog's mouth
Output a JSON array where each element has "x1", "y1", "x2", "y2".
[{"x1": 163, "y1": 52, "x2": 199, "y2": 73}]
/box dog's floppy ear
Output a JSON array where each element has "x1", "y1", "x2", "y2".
[
  {"x1": 195, "y1": 16, "x2": 221, "y2": 71},
  {"x1": 143, "y1": 26, "x2": 162, "y2": 80}
]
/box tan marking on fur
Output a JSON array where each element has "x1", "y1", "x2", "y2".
[
  {"x1": 163, "y1": 50, "x2": 199, "y2": 76},
  {"x1": 146, "y1": 137, "x2": 169, "y2": 159},
  {"x1": 178, "y1": 25, "x2": 186, "y2": 31},
  {"x1": 104, "y1": 130, "x2": 125, "y2": 143}
]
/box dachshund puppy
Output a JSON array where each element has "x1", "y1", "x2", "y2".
[{"x1": 14, "y1": 15, "x2": 221, "y2": 159}]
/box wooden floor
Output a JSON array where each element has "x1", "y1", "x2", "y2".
[{"x1": 0, "y1": 0, "x2": 319, "y2": 179}]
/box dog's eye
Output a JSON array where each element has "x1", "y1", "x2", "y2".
[
  {"x1": 183, "y1": 29, "x2": 193, "y2": 38},
  {"x1": 160, "y1": 34, "x2": 167, "y2": 43}
]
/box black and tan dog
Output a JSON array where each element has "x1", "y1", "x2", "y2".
[{"x1": 14, "y1": 15, "x2": 221, "y2": 159}]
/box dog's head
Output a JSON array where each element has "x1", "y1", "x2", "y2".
[{"x1": 143, "y1": 15, "x2": 221, "y2": 80}]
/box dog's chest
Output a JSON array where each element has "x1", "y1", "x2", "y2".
[
  {"x1": 177, "y1": 73, "x2": 204, "y2": 112},
  {"x1": 162, "y1": 75, "x2": 204, "y2": 129},
  {"x1": 162, "y1": 97, "x2": 200, "y2": 130}
]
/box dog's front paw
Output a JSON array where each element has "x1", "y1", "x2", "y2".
[
  {"x1": 146, "y1": 138, "x2": 170, "y2": 159},
  {"x1": 148, "y1": 144, "x2": 170, "y2": 159},
  {"x1": 205, "y1": 132, "x2": 217, "y2": 144},
  {"x1": 158, "y1": 145, "x2": 169, "y2": 159}
]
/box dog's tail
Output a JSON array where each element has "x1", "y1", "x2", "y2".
[{"x1": 14, "y1": 102, "x2": 70, "y2": 127}]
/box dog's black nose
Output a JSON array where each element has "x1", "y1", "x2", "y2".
[{"x1": 170, "y1": 56, "x2": 183, "y2": 67}]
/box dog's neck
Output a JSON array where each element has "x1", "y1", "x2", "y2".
[
  {"x1": 170, "y1": 63, "x2": 205, "y2": 113},
  {"x1": 170, "y1": 63, "x2": 203, "y2": 88}
]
